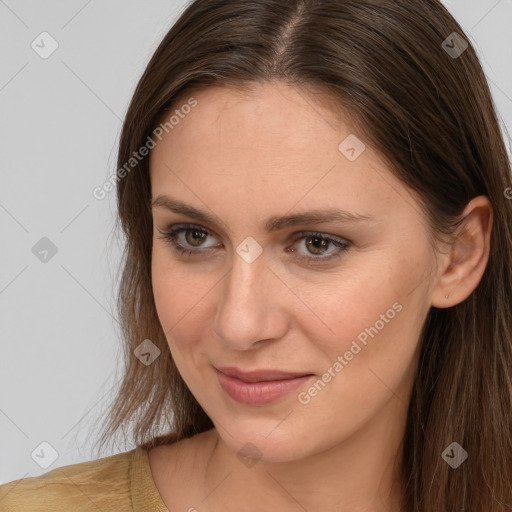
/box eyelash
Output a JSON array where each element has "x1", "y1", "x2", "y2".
[{"x1": 156, "y1": 223, "x2": 350, "y2": 263}]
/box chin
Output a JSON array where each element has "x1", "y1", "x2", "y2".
[{"x1": 215, "y1": 418, "x2": 314, "y2": 464}]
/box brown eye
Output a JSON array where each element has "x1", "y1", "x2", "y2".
[
  {"x1": 288, "y1": 231, "x2": 351, "y2": 263},
  {"x1": 156, "y1": 224, "x2": 218, "y2": 256},
  {"x1": 184, "y1": 228, "x2": 208, "y2": 247},
  {"x1": 304, "y1": 235, "x2": 330, "y2": 255}
]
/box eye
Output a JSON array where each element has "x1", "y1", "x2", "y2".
[
  {"x1": 287, "y1": 231, "x2": 350, "y2": 263},
  {"x1": 155, "y1": 223, "x2": 220, "y2": 257},
  {"x1": 155, "y1": 223, "x2": 351, "y2": 263}
]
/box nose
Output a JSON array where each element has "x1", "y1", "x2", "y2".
[{"x1": 213, "y1": 248, "x2": 288, "y2": 351}]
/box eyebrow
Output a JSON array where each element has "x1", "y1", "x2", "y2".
[{"x1": 150, "y1": 195, "x2": 376, "y2": 233}]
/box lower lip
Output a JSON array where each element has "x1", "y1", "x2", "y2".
[{"x1": 216, "y1": 370, "x2": 313, "y2": 406}]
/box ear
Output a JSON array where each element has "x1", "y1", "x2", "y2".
[{"x1": 431, "y1": 195, "x2": 493, "y2": 308}]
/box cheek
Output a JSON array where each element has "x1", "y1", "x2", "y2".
[
  {"x1": 289, "y1": 292, "x2": 422, "y2": 453},
  {"x1": 151, "y1": 246, "x2": 210, "y2": 331},
  {"x1": 296, "y1": 253, "x2": 426, "y2": 398},
  {"x1": 151, "y1": 246, "x2": 217, "y2": 380},
  {"x1": 152, "y1": 248, "x2": 177, "y2": 330}
]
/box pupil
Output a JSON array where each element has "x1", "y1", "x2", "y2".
[
  {"x1": 308, "y1": 236, "x2": 327, "y2": 254},
  {"x1": 187, "y1": 230, "x2": 205, "y2": 246}
]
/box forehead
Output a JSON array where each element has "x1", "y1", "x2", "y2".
[
  {"x1": 155, "y1": 81, "x2": 351, "y2": 152},
  {"x1": 151, "y1": 81, "x2": 370, "y2": 180},
  {"x1": 148, "y1": 81, "x2": 423, "y2": 231}
]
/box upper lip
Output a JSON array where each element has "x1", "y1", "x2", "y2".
[{"x1": 215, "y1": 366, "x2": 313, "y2": 383}]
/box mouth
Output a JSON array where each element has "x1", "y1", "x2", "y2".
[
  {"x1": 214, "y1": 365, "x2": 313, "y2": 383},
  {"x1": 214, "y1": 366, "x2": 315, "y2": 406}
]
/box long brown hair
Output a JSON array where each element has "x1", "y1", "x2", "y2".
[{"x1": 94, "y1": 1, "x2": 512, "y2": 510}]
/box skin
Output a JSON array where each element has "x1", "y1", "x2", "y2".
[{"x1": 147, "y1": 80, "x2": 492, "y2": 511}]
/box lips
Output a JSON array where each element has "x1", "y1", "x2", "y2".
[
  {"x1": 215, "y1": 367, "x2": 314, "y2": 406},
  {"x1": 214, "y1": 366, "x2": 312, "y2": 383}
]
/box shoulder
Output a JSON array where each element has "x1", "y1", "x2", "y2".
[{"x1": 0, "y1": 448, "x2": 139, "y2": 511}]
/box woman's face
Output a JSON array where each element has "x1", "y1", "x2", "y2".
[{"x1": 149, "y1": 80, "x2": 440, "y2": 462}]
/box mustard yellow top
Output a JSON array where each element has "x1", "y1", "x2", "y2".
[{"x1": 0, "y1": 446, "x2": 168, "y2": 511}]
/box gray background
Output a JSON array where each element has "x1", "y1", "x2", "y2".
[{"x1": 1, "y1": 0, "x2": 511, "y2": 485}]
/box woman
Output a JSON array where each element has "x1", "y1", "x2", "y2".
[{"x1": 1, "y1": 0, "x2": 511, "y2": 510}]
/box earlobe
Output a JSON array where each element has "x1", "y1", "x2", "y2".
[{"x1": 431, "y1": 196, "x2": 493, "y2": 309}]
